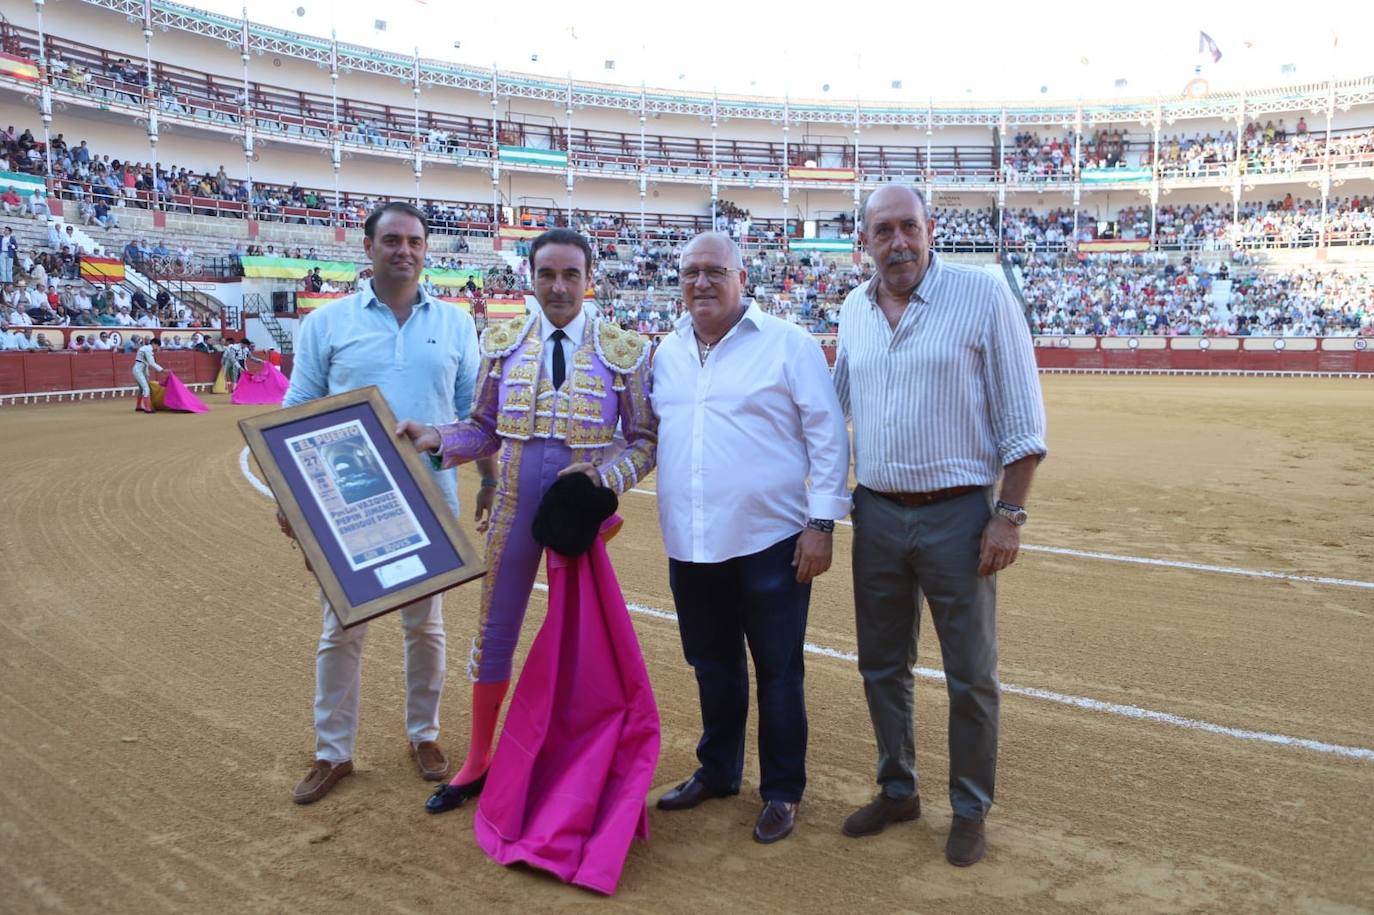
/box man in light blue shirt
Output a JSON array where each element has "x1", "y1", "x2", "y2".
[{"x1": 281, "y1": 201, "x2": 496, "y2": 805}]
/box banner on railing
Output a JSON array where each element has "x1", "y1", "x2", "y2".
[
  {"x1": 0, "y1": 54, "x2": 39, "y2": 81},
  {"x1": 79, "y1": 256, "x2": 125, "y2": 283},
  {"x1": 788, "y1": 166, "x2": 856, "y2": 181},
  {"x1": 422, "y1": 267, "x2": 484, "y2": 289},
  {"x1": 1080, "y1": 167, "x2": 1153, "y2": 185},
  {"x1": 483, "y1": 296, "x2": 530, "y2": 321},
  {"x1": 0, "y1": 170, "x2": 46, "y2": 197},
  {"x1": 1076, "y1": 239, "x2": 1151, "y2": 254},
  {"x1": 240, "y1": 256, "x2": 357, "y2": 282},
  {"x1": 499, "y1": 146, "x2": 569, "y2": 168},
  {"x1": 789, "y1": 238, "x2": 854, "y2": 253},
  {"x1": 295, "y1": 292, "x2": 347, "y2": 313},
  {"x1": 498, "y1": 226, "x2": 544, "y2": 241}
]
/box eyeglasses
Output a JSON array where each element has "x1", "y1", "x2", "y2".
[{"x1": 681, "y1": 266, "x2": 737, "y2": 284}]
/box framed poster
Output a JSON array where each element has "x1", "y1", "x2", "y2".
[{"x1": 240, "y1": 385, "x2": 484, "y2": 627}]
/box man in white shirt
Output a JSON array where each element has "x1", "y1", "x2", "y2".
[{"x1": 651, "y1": 231, "x2": 850, "y2": 845}]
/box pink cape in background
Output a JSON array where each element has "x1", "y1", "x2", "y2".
[
  {"x1": 230, "y1": 360, "x2": 290, "y2": 405},
  {"x1": 473, "y1": 519, "x2": 661, "y2": 896},
  {"x1": 158, "y1": 372, "x2": 209, "y2": 413}
]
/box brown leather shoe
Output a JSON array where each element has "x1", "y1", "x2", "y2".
[
  {"x1": 841, "y1": 792, "x2": 921, "y2": 837},
  {"x1": 292, "y1": 759, "x2": 353, "y2": 804},
  {"x1": 945, "y1": 816, "x2": 986, "y2": 866},
  {"x1": 753, "y1": 801, "x2": 798, "y2": 844},
  {"x1": 409, "y1": 740, "x2": 449, "y2": 780},
  {"x1": 656, "y1": 775, "x2": 737, "y2": 811}
]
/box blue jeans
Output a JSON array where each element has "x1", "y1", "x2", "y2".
[{"x1": 668, "y1": 533, "x2": 811, "y2": 803}]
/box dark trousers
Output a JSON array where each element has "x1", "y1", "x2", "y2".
[
  {"x1": 668, "y1": 533, "x2": 811, "y2": 803},
  {"x1": 851, "y1": 485, "x2": 1000, "y2": 821}
]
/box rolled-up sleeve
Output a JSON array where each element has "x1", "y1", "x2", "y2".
[{"x1": 985, "y1": 283, "x2": 1048, "y2": 466}]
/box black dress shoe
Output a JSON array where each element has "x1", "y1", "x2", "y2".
[
  {"x1": 655, "y1": 775, "x2": 736, "y2": 811},
  {"x1": 425, "y1": 773, "x2": 486, "y2": 814},
  {"x1": 753, "y1": 801, "x2": 798, "y2": 844}
]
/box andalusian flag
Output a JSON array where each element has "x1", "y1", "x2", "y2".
[
  {"x1": 0, "y1": 53, "x2": 39, "y2": 81},
  {"x1": 0, "y1": 170, "x2": 47, "y2": 198},
  {"x1": 422, "y1": 267, "x2": 484, "y2": 289},
  {"x1": 80, "y1": 256, "x2": 125, "y2": 283},
  {"x1": 1081, "y1": 167, "x2": 1153, "y2": 185},
  {"x1": 240, "y1": 257, "x2": 357, "y2": 282},
  {"x1": 499, "y1": 146, "x2": 569, "y2": 168}
]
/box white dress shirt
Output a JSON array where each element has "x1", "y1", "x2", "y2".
[
  {"x1": 537, "y1": 305, "x2": 587, "y2": 385},
  {"x1": 652, "y1": 301, "x2": 850, "y2": 564}
]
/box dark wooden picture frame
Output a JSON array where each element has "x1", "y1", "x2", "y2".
[{"x1": 239, "y1": 385, "x2": 484, "y2": 627}]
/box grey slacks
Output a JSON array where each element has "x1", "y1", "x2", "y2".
[{"x1": 851, "y1": 485, "x2": 999, "y2": 821}]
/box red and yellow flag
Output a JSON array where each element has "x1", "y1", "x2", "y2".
[
  {"x1": 80, "y1": 256, "x2": 125, "y2": 283},
  {"x1": 0, "y1": 53, "x2": 40, "y2": 81}
]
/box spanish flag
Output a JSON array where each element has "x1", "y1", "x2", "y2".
[
  {"x1": 80, "y1": 256, "x2": 125, "y2": 283},
  {"x1": 788, "y1": 166, "x2": 856, "y2": 182},
  {"x1": 0, "y1": 53, "x2": 39, "y2": 81}
]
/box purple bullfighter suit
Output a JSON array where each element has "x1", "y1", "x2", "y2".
[{"x1": 435, "y1": 306, "x2": 656, "y2": 682}]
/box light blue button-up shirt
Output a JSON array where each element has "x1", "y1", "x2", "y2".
[{"x1": 283, "y1": 279, "x2": 481, "y2": 513}]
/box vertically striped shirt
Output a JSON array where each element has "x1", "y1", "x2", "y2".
[{"x1": 833, "y1": 253, "x2": 1047, "y2": 492}]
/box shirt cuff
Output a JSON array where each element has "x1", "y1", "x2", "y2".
[
  {"x1": 999, "y1": 434, "x2": 1048, "y2": 466},
  {"x1": 807, "y1": 493, "x2": 853, "y2": 521}
]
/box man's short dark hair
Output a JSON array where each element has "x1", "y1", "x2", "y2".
[
  {"x1": 364, "y1": 201, "x2": 429, "y2": 239},
  {"x1": 528, "y1": 228, "x2": 593, "y2": 277}
]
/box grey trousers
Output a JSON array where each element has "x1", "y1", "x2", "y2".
[{"x1": 851, "y1": 485, "x2": 999, "y2": 821}]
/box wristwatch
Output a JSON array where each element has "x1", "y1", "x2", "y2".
[
  {"x1": 805, "y1": 518, "x2": 836, "y2": 533},
  {"x1": 994, "y1": 501, "x2": 1028, "y2": 526}
]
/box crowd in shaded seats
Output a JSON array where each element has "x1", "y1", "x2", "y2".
[{"x1": 1021, "y1": 252, "x2": 1373, "y2": 337}]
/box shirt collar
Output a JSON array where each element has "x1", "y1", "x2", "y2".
[
  {"x1": 865, "y1": 251, "x2": 944, "y2": 306},
  {"x1": 539, "y1": 304, "x2": 587, "y2": 345},
  {"x1": 361, "y1": 278, "x2": 434, "y2": 312},
  {"x1": 674, "y1": 299, "x2": 759, "y2": 336}
]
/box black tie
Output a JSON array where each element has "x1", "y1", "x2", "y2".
[{"x1": 551, "y1": 328, "x2": 567, "y2": 389}]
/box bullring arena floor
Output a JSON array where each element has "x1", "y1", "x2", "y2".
[{"x1": 1, "y1": 375, "x2": 1371, "y2": 914}]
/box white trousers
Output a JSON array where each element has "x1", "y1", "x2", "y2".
[{"x1": 313, "y1": 592, "x2": 445, "y2": 763}]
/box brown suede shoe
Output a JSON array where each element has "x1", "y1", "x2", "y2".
[
  {"x1": 410, "y1": 740, "x2": 450, "y2": 780},
  {"x1": 841, "y1": 793, "x2": 921, "y2": 837},
  {"x1": 292, "y1": 759, "x2": 353, "y2": 805},
  {"x1": 945, "y1": 816, "x2": 986, "y2": 866}
]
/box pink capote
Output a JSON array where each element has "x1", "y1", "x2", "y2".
[
  {"x1": 473, "y1": 516, "x2": 661, "y2": 896},
  {"x1": 158, "y1": 372, "x2": 209, "y2": 413},
  {"x1": 230, "y1": 360, "x2": 290, "y2": 405}
]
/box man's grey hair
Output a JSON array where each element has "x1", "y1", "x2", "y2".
[
  {"x1": 680, "y1": 231, "x2": 745, "y2": 270},
  {"x1": 860, "y1": 185, "x2": 930, "y2": 230}
]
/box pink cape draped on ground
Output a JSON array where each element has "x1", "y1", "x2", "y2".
[
  {"x1": 473, "y1": 518, "x2": 661, "y2": 896},
  {"x1": 158, "y1": 372, "x2": 209, "y2": 413},
  {"x1": 230, "y1": 361, "x2": 290, "y2": 405}
]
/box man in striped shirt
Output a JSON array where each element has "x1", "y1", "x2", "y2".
[{"x1": 833, "y1": 185, "x2": 1047, "y2": 866}]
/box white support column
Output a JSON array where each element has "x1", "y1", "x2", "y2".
[
  {"x1": 1320, "y1": 78, "x2": 1335, "y2": 249},
  {"x1": 411, "y1": 49, "x2": 422, "y2": 205},
  {"x1": 142, "y1": 0, "x2": 158, "y2": 161},
  {"x1": 34, "y1": 0, "x2": 53, "y2": 180},
  {"x1": 240, "y1": 8, "x2": 253, "y2": 208},
  {"x1": 489, "y1": 66, "x2": 500, "y2": 237},
  {"x1": 637, "y1": 82, "x2": 646, "y2": 236},
  {"x1": 710, "y1": 89, "x2": 719, "y2": 227},
  {"x1": 565, "y1": 76, "x2": 574, "y2": 226},
  {"x1": 329, "y1": 32, "x2": 341, "y2": 221},
  {"x1": 782, "y1": 94, "x2": 791, "y2": 242}
]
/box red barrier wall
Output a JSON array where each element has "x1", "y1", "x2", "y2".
[{"x1": 0, "y1": 351, "x2": 224, "y2": 394}]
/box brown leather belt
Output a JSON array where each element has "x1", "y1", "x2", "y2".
[{"x1": 866, "y1": 484, "x2": 982, "y2": 508}]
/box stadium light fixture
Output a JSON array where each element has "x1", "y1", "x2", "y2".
[
  {"x1": 891, "y1": 80, "x2": 901, "y2": 89},
  {"x1": 605, "y1": 60, "x2": 615, "y2": 70},
  {"x1": 374, "y1": 19, "x2": 386, "y2": 31}
]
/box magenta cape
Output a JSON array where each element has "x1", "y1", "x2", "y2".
[
  {"x1": 158, "y1": 372, "x2": 209, "y2": 413},
  {"x1": 473, "y1": 520, "x2": 661, "y2": 896},
  {"x1": 230, "y1": 361, "x2": 289, "y2": 405}
]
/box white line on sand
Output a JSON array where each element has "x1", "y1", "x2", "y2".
[
  {"x1": 239, "y1": 450, "x2": 1374, "y2": 762},
  {"x1": 626, "y1": 486, "x2": 1373, "y2": 590}
]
